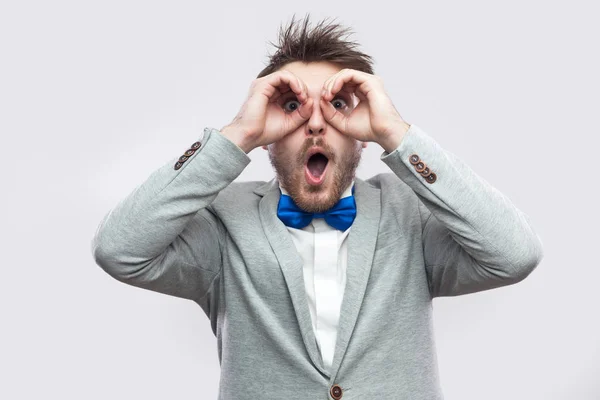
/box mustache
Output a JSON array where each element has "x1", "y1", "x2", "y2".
[{"x1": 297, "y1": 138, "x2": 335, "y2": 164}]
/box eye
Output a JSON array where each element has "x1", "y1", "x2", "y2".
[
  {"x1": 282, "y1": 97, "x2": 301, "y2": 113},
  {"x1": 282, "y1": 95, "x2": 350, "y2": 113},
  {"x1": 330, "y1": 97, "x2": 348, "y2": 110}
]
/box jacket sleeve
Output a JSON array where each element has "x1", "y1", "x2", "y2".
[
  {"x1": 380, "y1": 124, "x2": 544, "y2": 298},
  {"x1": 91, "y1": 127, "x2": 251, "y2": 306}
]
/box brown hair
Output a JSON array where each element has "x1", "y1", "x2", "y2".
[{"x1": 256, "y1": 13, "x2": 375, "y2": 78}]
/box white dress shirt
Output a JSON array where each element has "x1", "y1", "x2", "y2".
[{"x1": 279, "y1": 180, "x2": 354, "y2": 374}]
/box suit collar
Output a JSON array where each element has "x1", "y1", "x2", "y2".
[{"x1": 253, "y1": 177, "x2": 278, "y2": 197}]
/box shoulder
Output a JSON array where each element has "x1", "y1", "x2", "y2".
[
  {"x1": 362, "y1": 172, "x2": 424, "y2": 216},
  {"x1": 363, "y1": 172, "x2": 411, "y2": 194},
  {"x1": 211, "y1": 179, "x2": 267, "y2": 209}
]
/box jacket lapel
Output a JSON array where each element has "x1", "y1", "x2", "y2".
[
  {"x1": 255, "y1": 178, "x2": 329, "y2": 377},
  {"x1": 328, "y1": 178, "x2": 380, "y2": 382},
  {"x1": 253, "y1": 177, "x2": 381, "y2": 381}
]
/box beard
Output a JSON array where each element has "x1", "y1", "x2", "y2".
[{"x1": 268, "y1": 137, "x2": 362, "y2": 213}]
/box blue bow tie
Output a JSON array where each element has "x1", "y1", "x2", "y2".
[{"x1": 277, "y1": 186, "x2": 356, "y2": 231}]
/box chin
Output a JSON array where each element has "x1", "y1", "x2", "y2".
[
  {"x1": 297, "y1": 175, "x2": 339, "y2": 213},
  {"x1": 303, "y1": 175, "x2": 331, "y2": 193}
]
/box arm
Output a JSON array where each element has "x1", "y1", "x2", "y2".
[
  {"x1": 91, "y1": 127, "x2": 251, "y2": 307},
  {"x1": 380, "y1": 124, "x2": 544, "y2": 297}
]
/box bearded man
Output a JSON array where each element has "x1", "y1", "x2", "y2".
[{"x1": 91, "y1": 13, "x2": 544, "y2": 400}]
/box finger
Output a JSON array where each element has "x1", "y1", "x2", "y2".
[
  {"x1": 325, "y1": 70, "x2": 346, "y2": 100},
  {"x1": 300, "y1": 79, "x2": 309, "y2": 103},
  {"x1": 299, "y1": 97, "x2": 313, "y2": 119},
  {"x1": 290, "y1": 73, "x2": 307, "y2": 103},
  {"x1": 331, "y1": 70, "x2": 371, "y2": 101},
  {"x1": 288, "y1": 97, "x2": 314, "y2": 126},
  {"x1": 264, "y1": 71, "x2": 306, "y2": 102},
  {"x1": 319, "y1": 97, "x2": 346, "y2": 132},
  {"x1": 322, "y1": 72, "x2": 339, "y2": 101},
  {"x1": 354, "y1": 89, "x2": 368, "y2": 103},
  {"x1": 294, "y1": 76, "x2": 305, "y2": 103}
]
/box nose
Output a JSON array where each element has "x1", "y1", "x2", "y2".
[
  {"x1": 306, "y1": 96, "x2": 326, "y2": 136},
  {"x1": 308, "y1": 125, "x2": 324, "y2": 135}
]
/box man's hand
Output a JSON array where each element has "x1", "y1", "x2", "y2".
[
  {"x1": 220, "y1": 70, "x2": 314, "y2": 153},
  {"x1": 319, "y1": 68, "x2": 411, "y2": 153}
]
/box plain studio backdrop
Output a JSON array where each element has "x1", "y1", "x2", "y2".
[{"x1": 1, "y1": 1, "x2": 598, "y2": 399}]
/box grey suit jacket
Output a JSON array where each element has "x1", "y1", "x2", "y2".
[{"x1": 91, "y1": 123, "x2": 544, "y2": 399}]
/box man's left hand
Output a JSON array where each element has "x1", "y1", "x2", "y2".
[{"x1": 319, "y1": 68, "x2": 410, "y2": 152}]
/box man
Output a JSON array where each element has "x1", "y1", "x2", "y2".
[{"x1": 91, "y1": 14, "x2": 544, "y2": 400}]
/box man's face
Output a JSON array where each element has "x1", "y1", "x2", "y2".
[{"x1": 263, "y1": 61, "x2": 367, "y2": 213}]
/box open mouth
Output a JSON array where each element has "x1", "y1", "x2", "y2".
[{"x1": 305, "y1": 152, "x2": 329, "y2": 185}]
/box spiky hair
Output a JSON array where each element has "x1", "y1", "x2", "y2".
[{"x1": 256, "y1": 13, "x2": 375, "y2": 78}]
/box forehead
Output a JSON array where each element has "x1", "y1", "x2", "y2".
[{"x1": 279, "y1": 61, "x2": 342, "y2": 87}]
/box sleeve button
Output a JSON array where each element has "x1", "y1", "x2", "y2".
[
  {"x1": 415, "y1": 161, "x2": 426, "y2": 172},
  {"x1": 420, "y1": 166, "x2": 430, "y2": 176},
  {"x1": 409, "y1": 154, "x2": 420, "y2": 165},
  {"x1": 191, "y1": 141, "x2": 201, "y2": 150},
  {"x1": 425, "y1": 172, "x2": 437, "y2": 183},
  {"x1": 184, "y1": 149, "x2": 196, "y2": 157},
  {"x1": 174, "y1": 161, "x2": 183, "y2": 170}
]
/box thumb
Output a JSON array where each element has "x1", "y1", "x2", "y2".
[
  {"x1": 319, "y1": 98, "x2": 346, "y2": 132},
  {"x1": 287, "y1": 97, "x2": 314, "y2": 128}
]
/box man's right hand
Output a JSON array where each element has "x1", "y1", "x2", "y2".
[{"x1": 220, "y1": 70, "x2": 314, "y2": 153}]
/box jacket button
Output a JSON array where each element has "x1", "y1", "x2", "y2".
[
  {"x1": 184, "y1": 149, "x2": 196, "y2": 157},
  {"x1": 178, "y1": 155, "x2": 189, "y2": 163},
  {"x1": 420, "y1": 166, "x2": 430, "y2": 176},
  {"x1": 425, "y1": 172, "x2": 437, "y2": 183},
  {"x1": 174, "y1": 161, "x2": 183, "y2": 170},
  {"x1": 409, "y1": 154, "x2": 420, "y2": 165},
  {"x1": 330, "y1": 384, "x2": 343, "y2": 399},
  {"x1": 191, "y1": 141, "x2": 201, "y2": 150},
  {"x1": 415, "y1": 161, "x2": 426, "y2": 172}
]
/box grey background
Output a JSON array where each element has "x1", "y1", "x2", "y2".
[{"x1": 1, "y1": 1, "x2": 598, "y2": 399}]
